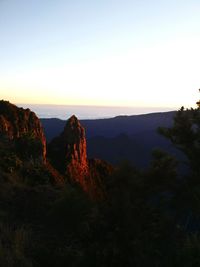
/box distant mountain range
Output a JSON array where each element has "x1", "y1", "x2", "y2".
[{"x1": 41, "y1": 111, "x2": 181, "y2": 168}]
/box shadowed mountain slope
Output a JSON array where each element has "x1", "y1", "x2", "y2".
[
  {"x1": 42, "y1": 111, "x2": 176, "y2": 141},
  {"x1": 42, "y1": 111, "x2": 176, "y2": 167}
]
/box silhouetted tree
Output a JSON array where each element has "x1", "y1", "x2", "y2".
[{"x1": 159, "y1": 105, "x2": 200, "y2": 176}]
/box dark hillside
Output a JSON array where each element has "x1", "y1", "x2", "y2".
[
  {"x1": 87, "y1": 130, "x2": 178, "y2": 168},
  {"x1": 81, "y1": 111, "x2": 176, "y2": 138}
]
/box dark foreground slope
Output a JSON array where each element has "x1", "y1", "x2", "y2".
[{"x1": 1, "y1": 101, "x2": 200, "y2": 266}]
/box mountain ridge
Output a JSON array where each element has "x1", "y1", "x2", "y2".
[
  {"x1": 41, "y1": 111, "x2": 176, "y2": 168},
  {"x1": 41, "y1": 111, "x2": 176, "y2": 140}
]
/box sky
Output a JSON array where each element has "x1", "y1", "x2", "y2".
[{"x1": 0, "y1": 0, "x2": 200, "y2": 109}]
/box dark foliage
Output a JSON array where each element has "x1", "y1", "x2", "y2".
[{"x1": 2, "y1": 97, "x2": 200, "y2": 266}]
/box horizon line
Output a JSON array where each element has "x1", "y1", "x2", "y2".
[{"x1": 14, "y1": 102, "x2": 178, "y2": 110}]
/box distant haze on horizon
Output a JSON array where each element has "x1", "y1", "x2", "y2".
[
  {"x1": 0, "y1": 0, "x2": 200, "y2": 108},
  {"x1": 17, "y1": 103, "x2": 176, "y2": 120}
]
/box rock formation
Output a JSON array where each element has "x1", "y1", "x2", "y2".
[
  {"x1": 0, "y1": 100, "x2": 113, "y2": 196},
  {"x1": 48, "y1": 115, "x2": 113, "y2": 198},
  {"x1": 0, "y1": 100, "x2": 46, "y2": 162},
  {"x1": 48, "y1": 115, "x2": 89, "y2": 188}
]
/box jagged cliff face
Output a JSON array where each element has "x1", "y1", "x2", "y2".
[
  {"x1": 48, "y1": 115, "x2": 113, "y2": 198},
  {"x1": 0, "y1": 100, "x2": 46, "y2": 161}
]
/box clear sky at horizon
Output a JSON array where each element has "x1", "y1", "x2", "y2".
[{"x1": 0, "y1": 0, "x2": 200, "y2": 109}]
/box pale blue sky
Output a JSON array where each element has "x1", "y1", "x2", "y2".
[{"x1": 0, "y1": 0, "x2": 200, "y2": 108}]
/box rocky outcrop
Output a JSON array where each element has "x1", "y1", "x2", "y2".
[
  {"x1": 0, "y1": 101, "x2": 112, "y2": 192},
  {"x1": 48, "y1": 115, "x2": 113, "y2": 198},
  {"x1": 48, "y1": 115, "x2": 89, "y2": 188},
  {"x1": 0, "y1": 100, "x2": 46, "y2": 162}
]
